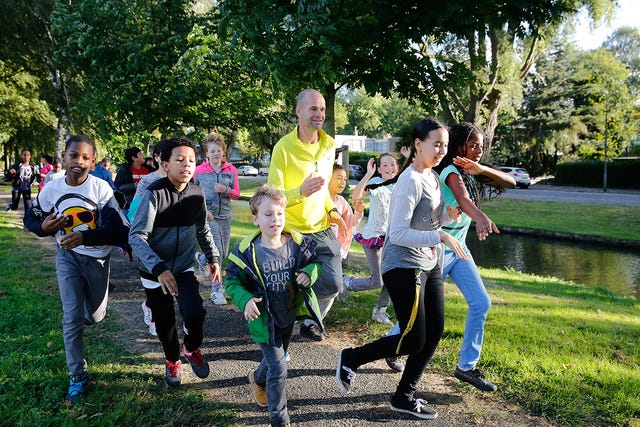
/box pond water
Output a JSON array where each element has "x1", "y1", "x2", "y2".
[
  {"x1": 467, "y1": 234, "x2": 640, "y2": 300},
  {"x1": 231, "y1": 201, "x2": 640, "y2": 300}
]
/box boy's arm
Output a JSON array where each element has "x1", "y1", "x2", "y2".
[
  {"x1": 23, "y1": 198, "x2": 56, "y2": 237},
  {"x1": 225, "y1": 264, "x2": 258, "y2": 313},
  {"x1": 81, "y1": 195, "x2": 130, "y2": 246},
  {"x1": 128, "y1": 191, "x2": 169, "y2": 276},
  {"x1": 296, "y1": 261, "x2": 322, "y2": 289}
]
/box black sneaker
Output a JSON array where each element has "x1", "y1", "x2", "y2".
[
  {"x1": 390, "y1": 397, "x2": 437, "y2": 419},
  {"x1": 454, "y1": 366, "x2": 497, "y2": 392},
  {"x1": 335, "y1": 349, "x2": 357, "y2": 395},
  {"x1": 300, "y1": 323, "x2": 324, "y2": 341},
  {"x1": 385, "y1": 356, "x2": 405, "y2": 373}
]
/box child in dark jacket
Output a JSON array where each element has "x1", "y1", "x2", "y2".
[
  {"x1": 23, "y1": 135, "x2": 130, "y2": 405},
  {"x1": 225, "y1": 184, "x2": 323, "y2": 427},
  {"x1": 128, "y1": 137, "x2": 220, "y2": 388}
]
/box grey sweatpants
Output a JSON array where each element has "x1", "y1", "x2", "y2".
[{"x1": 56, "y1": 247, "x2": 110, "y2": 379}]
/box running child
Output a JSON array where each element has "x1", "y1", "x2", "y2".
[
  {"x1": 23, "y1": 135, "x2": 130, "y2": 404},
  {"x1": 225, "y1": 184, "x2": 323, "y2": 427},
  {"x1": 128, "y1": 136, "x2": 220, "y2": 388}
]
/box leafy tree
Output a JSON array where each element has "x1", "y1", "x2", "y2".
[
  {"x1": 499, "y1": 35, "x2": 633, "y2": 174},
  {"x1": 0, "y1": 0, "x2": 69, "y2": 163},
  {"x1": 219, "y1": 0, "x2": 610, "y2": 151},
  {"x1": 603, "y1": 26, "x2": 640, "y2": 97}
]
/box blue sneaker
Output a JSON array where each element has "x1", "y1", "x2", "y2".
[{"x1": 65, "y1": 377, "x2": 88, "y2": 404}]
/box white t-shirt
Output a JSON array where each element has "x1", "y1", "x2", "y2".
[{"x1": 36, "y1": 174, "x2": 114, "y2": 257}]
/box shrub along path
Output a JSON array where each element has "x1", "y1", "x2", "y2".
[{"x1": 108, "y1": 250, "x2": 556, "y2": 426}]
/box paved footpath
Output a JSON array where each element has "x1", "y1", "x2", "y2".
[{"x1": 107, "y1": 251, "x2": 554, "y2": 427}]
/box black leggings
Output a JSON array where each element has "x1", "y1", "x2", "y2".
[
  {"x1": 144, "y1": 271, "x2": 206, "y2": 362},
  {"x1": 344, "y1": 266, "x2": 444, "y2": 400},
  {"x1": 10, "y1": 188, "x2": 32, "y2": 211}
]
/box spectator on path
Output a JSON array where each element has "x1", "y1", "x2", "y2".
[
  {"x1": 267, "y1": 88, "x2": 346, "y2": 342},
  {"x1": 43, "y1": 158, "x2": 65, "y2": 187},
  {"x1": 114, "y1": 146, "x2": 151, "y2": 214},
  {"x1": 225, "y1": 184, "x2": 323, "y2": 427},
  {"x1": 128, "y1": 136, "x2": 220, "y2": 388},
  {"x1": 38, "y1": 154, "x2": 54, "y2": 192},
  {"x1": 193, "y1": 132, "x2": 240, "y2": 305},
  {"x1": 335, "y1": 118, "x2": 466, "y2": 420},
  {"x1": 126, "y1": 140, "x2": 171, "y2": 337},
  {"x1": 23, "y1": 135, "x2": 130, "y2": 405},
  {"x1": 89, "y1": 155, "x2": 117, "y2": 190},
  {"x1": 5, "y1": 149, "x2": 39, "y2": 212}
]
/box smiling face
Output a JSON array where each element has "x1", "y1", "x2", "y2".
[
  {"x1": 378, "y1": 154, "x2": 399, "y2": 180},
  {"x1": 296, "y1": 91, "x2": 326, "y2": 133},
  {"x1": 252, "y1": 198, "x2": 286, "y2": 241},
  {"x1": 163, "y1": 145, "x2": 196, "y2": 190},
  {"x1": 413, "y1": 127, "x2": 449, "y2": 170},
  {"x1": 62, "y1": 142, "x2": 95, "y2": 186},
  {"x1": 329, "y1": 168, "x2": 348, "y2": 196}
]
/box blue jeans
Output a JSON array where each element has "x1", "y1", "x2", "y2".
[
  {"x1": 255, "y1": 323, "x2": 294, "y2": 426},
  {"x1": 442, "y1": 246, "x2": 491, "y2": 370},
  {"x1": 387, "y1": 246, "x2": 491, "y2": 370},
  {"x1": 56, "y1": 248, "x2": 110, "y2": 379}
]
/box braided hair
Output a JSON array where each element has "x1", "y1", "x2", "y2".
[
  {"x1": 434, "y1": 122, "x2": 483, "y2": 205},
  {"x1": 367, "y1": 117, "x2": 447, "y2": 191}
]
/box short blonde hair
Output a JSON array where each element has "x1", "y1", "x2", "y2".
[{"x1": 249, "y1": 184, "x2": 287, "y2": 215}]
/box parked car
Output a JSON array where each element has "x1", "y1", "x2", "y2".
[
  {"x1": 499, "y1": 166, "x2": 531, "y2": 189},
  {"x1": 237, "y1": 165, "x2": 259, "y2": 176},
  {"x1": 348, "y1": 164, "x2": 364, "y2": 180}
]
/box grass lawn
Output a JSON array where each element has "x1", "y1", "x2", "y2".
[{"x1": 1, "y1": 183, "x2": 639, "y2": 426}]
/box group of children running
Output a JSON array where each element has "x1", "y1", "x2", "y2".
[{"x1": 22, "y1": 113, "x2": 515, "y2": 425}]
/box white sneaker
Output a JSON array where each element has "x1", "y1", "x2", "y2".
[
  {"x1": 194, "y1": 251, "x2": 208, "y2": 275},
  {"x1": 211, "y1": 288, "x2": 227, "y2": 305},
  {"x1": 148, "y1": 322, "x2": 157, "y2": 336},
  {"x1": 141, "y1": 301, "x2": 152, "y2": 326},
  {"x1": 372, "y1": 307, "x2": 394, "y2": 326}
]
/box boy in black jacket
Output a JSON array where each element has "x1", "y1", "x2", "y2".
[{"x1": 128, "y1": 137, "x2": 220, "y2": 388}]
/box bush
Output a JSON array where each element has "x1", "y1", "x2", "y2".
[
  {"x1": 554, "y1": 159, "x2": 640, "y2": 189},
  {"x1": 345, "y1": 150, "x2": 405, "y2": 171}
]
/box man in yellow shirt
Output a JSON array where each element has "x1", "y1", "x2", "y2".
[{"x1": 268, "y1": 88, "x2": 346, "y2": 341}]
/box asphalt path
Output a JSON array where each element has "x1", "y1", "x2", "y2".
[
  {"x1": 499, "y1": 184, "x2": 640, "y2": 206},
  {"x1": 107, "y1": 253, "x2": 553, "y2": 427}
]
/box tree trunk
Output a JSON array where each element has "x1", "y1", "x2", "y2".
[{"x1": 323, "y1": 84, "x2": 337, "y2": 137}]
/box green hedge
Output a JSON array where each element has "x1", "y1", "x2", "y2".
[
  {"x1": 554, "y1": 159, "x2": 640, "y2": 189},
  {"x1": 346, "y1": 150, "x2": 405, "y2": 170}
]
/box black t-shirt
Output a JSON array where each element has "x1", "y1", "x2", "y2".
[{"x1": 254, "y1": 235, "x2": 298, "y2": 328}]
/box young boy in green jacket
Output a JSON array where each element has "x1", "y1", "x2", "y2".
[{"x1": 225, "y1": 184, "x2": 323, "y2": 427}]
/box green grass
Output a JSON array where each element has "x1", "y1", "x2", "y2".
[
  {"x1": 482, "y1": 198, "x2": 640, "y2": 242},
  {"x1": 0, "y1": 214, "x2": 235, "y2": 426},
  {"x1": 2, "y1": 185, "x2": 640, "y2": 426},
  {"x1": 328, "y1": 266, "x2": 640, "y2": 426}
]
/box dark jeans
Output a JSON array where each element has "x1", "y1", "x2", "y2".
[
  {"x1": 255, "y1": 323, "x2": 294, "y2": 427},
  {"x1": 10, "y1": 188, "x2": 32, "y2": 211},
  {"x1": 343, "y1": 266, "x2": 444, "y2": 401},
  {"x1": 144, "y1": 271, "x2": 206, "y2": 362}
]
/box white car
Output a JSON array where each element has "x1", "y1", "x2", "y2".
[
  {"x1": 499, "y1": 166, "x2": 531, "y2": 189},
  {"x1": 237, "y1": 165, "x2": 259, "y2": 176}
]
